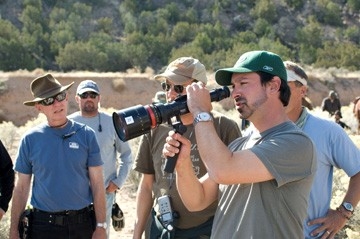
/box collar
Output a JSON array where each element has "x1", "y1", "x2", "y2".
[{"x1": 295, "y1": 106, "x2": 308, "y2": 129}]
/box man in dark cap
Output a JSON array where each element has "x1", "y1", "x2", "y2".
[
  {"x1": 163, "y1": 51, "x2": 316, "y2": 238},
  {"x1": 10, "y1": 74, "x2": 107, "y2": 239},
  {"x1": 69, "y1": 80, "x2": 133, "y2": 238}
]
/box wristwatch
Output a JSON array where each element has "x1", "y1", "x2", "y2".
[
  {"x1": 96, "y1": 222, "x2": 108, "y2": 229},
  {"x1": 342, "y1": 202, "x2": 354, "y2": 213},
  {"x1": 193, "y1": 112, "x2": 213, "y2": 126}
]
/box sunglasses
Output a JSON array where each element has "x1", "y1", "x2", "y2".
[
  {"x1": 78, "y1": 92, "x2": 98, "y2": 99},
  {"x1": 162, "y1": 82, "x2": 191, "y2": 94},
  {"x1": 39, "y1": 91, "x2": 67, "y2": 106}
]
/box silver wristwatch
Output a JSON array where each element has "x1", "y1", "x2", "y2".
[
  {"x1": 342, "y1": 202, "x2": 354, "y2": 213},
  {"x1": 96, "y1": 222, "x2": 108, "y2": 229},
  {"x1": 193, "y1": 112, "x2": 213, "y2": 126}
]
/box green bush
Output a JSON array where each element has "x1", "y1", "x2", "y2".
[{"x1": 0, "y1": 0, "x2": 359, "y2": 72}]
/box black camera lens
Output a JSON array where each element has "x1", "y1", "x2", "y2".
[
  {"x1": 112, "y1": 105, "x2": 158, "y2": 141},
  {"x1": 113, "y1": 86, "x2": 230, "y2": 141}
]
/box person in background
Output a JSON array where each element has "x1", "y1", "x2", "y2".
[
  {"x1": 163, "y1": 51, "x2": 316, "y2": 238},
  {"x1": 10, "y1": 74, "x2": 107, "y2": 239},
  {"x1": 321, "y1": 90, "x2": 341, "y2": 116},
  {"x1": 133, "y1": 57, "x2": 241, "y2": 239},
  {"x1": 152, "y1": 91, "x2": 167, "y2": 104},
  {"x1": 69, "y1": 80, "x2": 133, "y2": 238},
  {"x1": 353, "y1": 96, "x2": 360, "y2": 134},
  {"x1": 333, "y1": 110, "x2": 351, "y2": 130},
  {"x1": 302, "y1": 96, "x2": 314, "y2": 110},
  {"x1": 0, "y1": 139, "x2": 14, "y2": 221},
  {"x1": 284, "y1": 60, "x2": 360, "y2": 239}
]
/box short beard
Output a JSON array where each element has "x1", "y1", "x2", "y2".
[
  {"x1": 82, "y1": 102, "x2": 97, "y2": 113},
  {"x1": 237, "y1": 90, "x2": 268, "y2": 120}
]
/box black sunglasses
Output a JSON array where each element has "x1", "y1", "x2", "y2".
[
  {"x1": 39, "y1": 91, "x2": 67, "y2": 106},
  {"x1": 78, "y1": 92, "x2": 98, "y2": 99},
  {"x1": 161, "y1": 82, "x2": 185, "y2": 94}
]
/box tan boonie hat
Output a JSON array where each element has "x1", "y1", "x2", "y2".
[
  {"x1": 23, "y1": 73, "x2": 74, "y2": 106},
  {"x1": 154, "y1": 57, "x2": 207, "y2": 85}
]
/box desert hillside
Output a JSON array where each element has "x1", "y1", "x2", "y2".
[
  {"x1": 0, "y1": 69, "x2": 359, "y2": 239},
  {"x1": 0, "y1": 68, "x2": 359, "y2": 126}
]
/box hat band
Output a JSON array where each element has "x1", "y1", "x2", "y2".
[
  {"x1": 286, "y1": 69, "x2": 307, "y2": 86},
  {"x1": 36, "y1": 85, "x2": 62, "y2": 98}
]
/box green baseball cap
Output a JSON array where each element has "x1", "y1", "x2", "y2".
[{"x1": 215, "y1": 50, "x2": 287, "y2": 86}]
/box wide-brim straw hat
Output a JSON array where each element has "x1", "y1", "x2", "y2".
[{"x1": 23, "y1": 73, "x2": 74, "y2": 106}]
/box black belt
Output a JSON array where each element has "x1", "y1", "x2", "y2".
[
  {"x1": 33, "y1": 206, "x2": 91, "y2": 215},
  {"x1": 33, "y1": 206, "x2": 93, "y2": 226}
]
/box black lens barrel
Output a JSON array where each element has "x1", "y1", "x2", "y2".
[{"x1": 113, "y1": 86, "x2": 230, "y2": 141}]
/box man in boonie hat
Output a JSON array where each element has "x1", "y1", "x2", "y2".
[
  {"x1": 163, "y1": 50, "x2": 316, "y2": 239},
  {"x1": 23, "y1": 73, "x2": 74, "y2": 106},
  {"x1": 154, "y1": 57, "x2": 208, "y2": 101},
  {"x1": 133, "y1": 57, "x2": 241, "y2": 239},
  {"x1": 155, "y1": 57, "x2": 207, "y2": 85},
  {"x1": 10, "y1": 74, "x2": 107, "y2": 239}
]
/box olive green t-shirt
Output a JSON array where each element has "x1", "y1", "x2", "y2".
[{"x1": 211, "y1": 121, "x2": 316, "y2": 239}]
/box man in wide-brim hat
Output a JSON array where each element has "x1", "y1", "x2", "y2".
[
  {"x1": 23, "y1": 73, "x2": 74, "y2": 106},
  {"x1": 23, "y1": 73, "x2": 74, "y2": 128},
  {"x1": 10, "y1": 73, "x2": 107, "y2": 239}
]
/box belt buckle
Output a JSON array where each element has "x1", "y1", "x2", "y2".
[
  {"x1": 49, "y1": 214, "x2": 66, "y2": 226},
  {"x1": 65, "y1": 210, "x2": 77, "y2": 216}
]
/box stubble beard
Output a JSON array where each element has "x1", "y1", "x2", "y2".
[
  {"x1": 237, "y1": 92, "x2": 268, "y2": 120},
  {"x1": 82, "y1": 101, "x2": 97, "y2": 114}
]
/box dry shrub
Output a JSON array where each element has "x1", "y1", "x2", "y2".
[
  {"x1": 112, "y1": 78, "x2": 126, "y2": 93},
  {"x1": 0, "y1": 110, "x2": 7, "y2": 123},
  {"x1": 0, "y1": 80, "x2": 7, "y2": 94}
]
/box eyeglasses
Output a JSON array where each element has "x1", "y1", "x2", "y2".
[
  {"x1": 78, "y1": 92, "x2": 98, "y2": 99},
  {"x1": 161, "y1": 82, "x2": 186, "y2": 94},
  {"x1": 39, "y1": 91, "x2": 67, "y2": 106}
]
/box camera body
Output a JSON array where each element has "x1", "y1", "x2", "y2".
[{"x1": 112, "y1": 86, "x2": 230, "y2": 141}]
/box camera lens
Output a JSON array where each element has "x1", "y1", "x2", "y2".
[
  {"x1": 112, "y1": 105, "x2": 158, "y2": 141},
  {"x1": 113, "y1": 86, "x2": 230, "y2": 141}
]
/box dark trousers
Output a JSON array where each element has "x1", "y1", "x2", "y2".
[
  {"x1": 150, "y1": 209, "x2": 213, "y2": 239},
  {"x1": 30, "y1": 207, "x2": 95, "y2": 239}
]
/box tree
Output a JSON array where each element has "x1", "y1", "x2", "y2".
[
  {"x1": 171, "y1": 22, "x2": 195, "y2": 44},
  {"x1": 296, "y1": 17, "x2": 323, "y2": 51},
  {"x1": 56, "y1": 41, "x2": 107, "y2": 71},
  {"x1": 250, "y1": 0, "x2": 277, "y2": 24},
  {"x1": 20, "y1": 0, "x2": 52, "y2": 69},
  {"x1": 0, "y1": 20, "x2": 35, "y2": 70}
]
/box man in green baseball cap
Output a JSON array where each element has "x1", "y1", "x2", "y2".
[
  {"x1": 215, "y1": 50, "x2": 287, "y2": 86},
  {"x1": 163, "y1": 50, "x2": 316, "y2": 239}
]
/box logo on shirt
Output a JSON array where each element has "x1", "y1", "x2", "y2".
[{"x1": 69, "y1": 142, "x2": 79, "y2": 149}]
